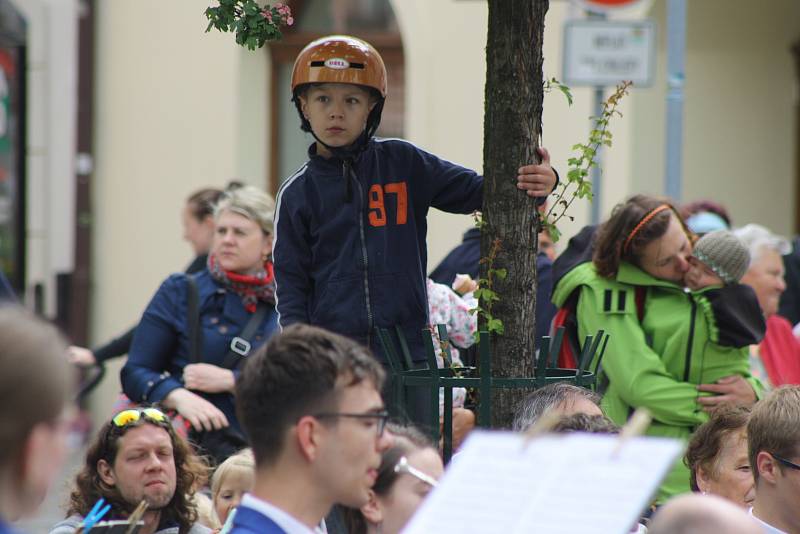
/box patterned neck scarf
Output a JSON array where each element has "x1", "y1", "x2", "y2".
[{"x1": 207, "y1": 253, "x2": 276, "y2": 312}]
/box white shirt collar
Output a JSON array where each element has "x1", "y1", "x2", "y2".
[
  {"x1": 240, "y1": 493, "x2": 319, "y2": 534},
  {"x1": 749, "y1": 506, "x2": 789, "y2": 534}
]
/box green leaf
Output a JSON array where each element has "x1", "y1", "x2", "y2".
[
  {"x1": 493, "y1": 268, "x2": 508, "y2": 280},
  {"x1": 549, "y1": 225, "x2": 562, "y2": 243},
  {"x1": 244, "y1": 1, "x2": 258, "y2": 16},
  {"x1": 558, "y1": 83, "x2": 573, "y2": 106},
  {"x1": 488, "y1": 318, "x2": 505, "y2": 335},
  {"x1": 567, "y1": 169, "x2": 582, "y2": 182}
]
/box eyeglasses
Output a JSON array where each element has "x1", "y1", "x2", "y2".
[
  {"x1": 394, "y1": 456, "x2": 438, "y2": 487},
  {"x1": 313, "y1": 410, "x2": 390, "y2": 436},
  {"x1": 111, "y1": 407, "x2": 169, "y2": 428},
  {"x1": 771, "y1": 453, "x2": 800, "y2": 471}
]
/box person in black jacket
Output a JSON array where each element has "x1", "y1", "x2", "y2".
[
  {"x1": 68, "y1": 185, "x2": 233, "y2": 367},
  {"x1": 429, "y1": 225, "x2": 557, "y2": 346}
]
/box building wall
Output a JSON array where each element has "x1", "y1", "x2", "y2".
[
  {"x1": 90, "y1": 0, "x2": 268, "y2": 414},
  {"x1": 13, "y1": 0, "x2": 79, "y2": 313},
  {"x1": 631, "y1": 0, "x2": 799, "y2": 236}
]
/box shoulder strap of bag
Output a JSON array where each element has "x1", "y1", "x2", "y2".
[
  {"x1": 221, "y1": 302, "x2": 268, "y2": 370},
  {"x1": 186, "y1": 275, "x2": 202, "y2": 363}
]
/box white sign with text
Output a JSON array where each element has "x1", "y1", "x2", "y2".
[{"x1": 563, "y1": 20, "x2": 656, "y2": 87}]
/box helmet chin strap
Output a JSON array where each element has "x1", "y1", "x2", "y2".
[
  {"x1": 293, "y1": 96, "x2": 385, "y2": 203},
  {"x1": 293, "y1": 96, "x2": 385, "y2": 161}
]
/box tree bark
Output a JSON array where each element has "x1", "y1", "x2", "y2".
[{"x1": 482, "y1": 0, "x2": 548, "y2": 428}]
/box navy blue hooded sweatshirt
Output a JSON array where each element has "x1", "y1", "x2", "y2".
[{"x1": 273, "y1": 138, "x2": 482, "y2": 362}]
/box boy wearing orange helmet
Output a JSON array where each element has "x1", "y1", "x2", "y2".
[{"x1": 273, "y1": 35, "x2": 556, "y2": 383}]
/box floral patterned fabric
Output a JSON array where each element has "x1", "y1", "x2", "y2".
[{"x1": 427, "y1": 278, "x2": 477, "y2": 415}]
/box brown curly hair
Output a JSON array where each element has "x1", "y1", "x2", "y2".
[
  {"x1": 65, "y1": 410, "x2": 209, "y2": 533},
  {"x1": 593, "y1": 194, "x2": 692, "y2": 278}
]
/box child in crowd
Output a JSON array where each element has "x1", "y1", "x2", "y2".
[
  {"x1": 211, "y1": 449, "x2": 256, "y2": 528},
  {"x1": 273, "y1": 35, "x2": 557, "y2": 372},
  {"x1": 427, "y1": 277, "x2": 477, "y2": 450},
  {"x1": 686, "y1": 230, "x2": 749, "y2": 291},
  {"x1": 685, "y1": 230, "x2": 767, "y2": 389}
]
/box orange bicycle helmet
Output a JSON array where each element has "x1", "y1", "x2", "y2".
[
  {"x1": 290, "y1": 35, "x2": 387, "y2": 150},
  {"x1": 291, "y1": 35, "x2": 387, "y2": 97}
]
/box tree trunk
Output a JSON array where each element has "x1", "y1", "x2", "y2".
[{"x1": 482, "y1": 0, "x2": 548, "y2": 428}]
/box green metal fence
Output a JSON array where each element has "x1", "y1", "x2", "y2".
[{"x1": 377, "y1": 325, "x2": 608, "y2": 463}]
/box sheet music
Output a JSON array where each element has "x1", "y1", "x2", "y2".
[{"x1": 402, "y1": 431, "x2": 683, "y2": 534}]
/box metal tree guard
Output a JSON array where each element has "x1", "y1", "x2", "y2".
[{"x1": 377, "y1": 325, "x2": 608, "y2": 463}]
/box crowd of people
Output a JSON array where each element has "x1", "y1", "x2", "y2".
[{"x1": 4, "y1": 33, "x2": 800, "y2": 534}]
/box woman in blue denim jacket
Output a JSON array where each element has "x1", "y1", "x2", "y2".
[{"x1": 121, "y1": 186, "x2": 279, "y2": 458}]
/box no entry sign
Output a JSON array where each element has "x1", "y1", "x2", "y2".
[{"x1": 574, "y1": 0, "x2": 648, "y2": 11}]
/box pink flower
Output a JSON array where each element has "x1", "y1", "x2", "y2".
[
  {"x1": 286, "y1": 16, "x2": 294, "y2": 26},
  {"x1": 262, "y1": 9, "x2": 272, "y2": 21}
]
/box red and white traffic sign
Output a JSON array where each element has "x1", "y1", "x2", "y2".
[{"x1": 574, "y1": 0, "x2": 648, "y2": 11}]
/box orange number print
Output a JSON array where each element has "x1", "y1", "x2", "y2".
[
  {"x1": 384, "y1": 182, "x2": 408, "y2": 225},
  {"x1": 368, "y1": 182, "x2": 408, "y2": 227},
  {"x1": 368, "y1": 184, "x2": 386, "y2": 227}
]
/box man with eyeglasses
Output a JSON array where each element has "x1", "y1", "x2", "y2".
[
  {"x1": 748, "y1": 385, "x2": 800, "y2": 534},
  {"x1": 231, "y1": 324, "x2": 392, "y2": 533},
  {"x1": 50, "y1": 407, "x2": 211, "y2": 534}
]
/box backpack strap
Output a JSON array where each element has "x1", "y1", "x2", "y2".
[
  {"x1": 554, "y1": 284, "x2": 647, "y2": 370},
  {"x1": 186, "y1": 275, "x2": 202, "y2": 363},
  {"x1": 220, "y1": 302, "x2": 268, "y2": 370},
  {"x1": 634, "y1": 285, "x2": 647, "y2": 322}
]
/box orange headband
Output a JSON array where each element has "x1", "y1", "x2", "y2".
[{"x1": 623, "y1": 204, "x2": 672, "y2": 253}]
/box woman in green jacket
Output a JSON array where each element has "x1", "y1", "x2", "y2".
[{"x1": 552, "y1": 195, "x2": 763, "y2": 503}]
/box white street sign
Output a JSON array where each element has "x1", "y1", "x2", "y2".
[{"x1": 563, "y1": 20, "x2": 656, "y2": 87}]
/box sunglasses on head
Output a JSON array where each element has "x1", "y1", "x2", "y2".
[{"x1": 111, "y1": 407, "x2": 169, "y2": 428}]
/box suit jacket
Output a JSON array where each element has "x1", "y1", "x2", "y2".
[{"x1": 229, "y1": 506, "x2": 287, "y2": 534}]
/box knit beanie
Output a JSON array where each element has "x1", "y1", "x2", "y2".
[{"x1": 692, "y1": 230, "x2": 750, "y2": 284}]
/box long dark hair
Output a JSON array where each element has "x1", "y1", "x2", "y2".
[
  {"x1": 66, "y1": 416, "x2": 209, "y2": 533},
  {"x1": 342, "y1": 424, "x2": 435, "y2": 534},
  {"x1": 593, "y1": 194, "x2": 690, "y2": 278}
]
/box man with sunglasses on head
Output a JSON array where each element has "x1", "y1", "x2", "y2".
[
  {"x1": 50, "y1": 407, "x2": 211, "y2": 534},
  {"x1": 748, "y1": 385, "x2": 800, "y2": 534},
  {"x1": 231, "y1": 324, "x2": 392, "y2": 533}
]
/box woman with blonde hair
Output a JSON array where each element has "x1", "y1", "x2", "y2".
[{"x1": 122, "y1": 186, "x2": 279, "y2": 465}]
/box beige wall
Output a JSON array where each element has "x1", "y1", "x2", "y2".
[
  {"x1": 631, "y1": 0, "x2": 800, "y2": 236},
  {"x1": 90, "y1": 0, "x2": 268, "y2": 412}
]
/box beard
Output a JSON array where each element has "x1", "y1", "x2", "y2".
[
  {"x1": 141, "y1": 485, "x2": 174, "y2": 510},
  {"x1": 117, "y1": 483, "x2": 174, "y2": 513}
]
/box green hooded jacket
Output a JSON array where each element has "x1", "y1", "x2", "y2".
[{"x1": 552, "y1": 260, "x2": 764, "y2": 503}]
